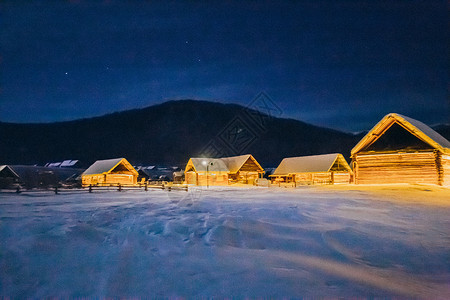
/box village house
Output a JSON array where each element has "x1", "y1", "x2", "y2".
[
  {"x1": 184, "y1": 154, "x2": 264, "y2": 186},
  {"x1": 351, "y1": 113, "x2": 450, "y2": 185},
  {"x1": 82, "y1": 158, "x2": 138, "y2": 186},
  {"x1": 270, "y1": 153, "x2": 352, "y2": 185},
  {"x1": 0, "y1": 165, "x2": 20, "y2": 189}
]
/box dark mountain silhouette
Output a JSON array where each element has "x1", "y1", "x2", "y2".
[
  {"x1": 0, "y1": 100, "x2": 404, "y2": 168},
  {"x1": 432, "y1": 124, "x2": 450, "y2": 141}
]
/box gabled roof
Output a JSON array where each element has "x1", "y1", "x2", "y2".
[
  {"x1": 82, "y1": 158, "x2": 138, "y2": 176},
  {"x1": 220, "y1": 154, "x2": 264, "y2": 173},
  {"x1": 271, "y1": 153, "x2": 351, "y2": 176},
  {"x1": 351, "y1": 113, "x2": 450, "y2": 155},
  {"x1": 0, "y1": 165, "x2": 20, "y2": 178},
  {"x1": 186, "y1": 154, "x2": 265, "y2": 173},
  {"x1": 186, "y1": 158, "x2": 229, "y2": 172}
]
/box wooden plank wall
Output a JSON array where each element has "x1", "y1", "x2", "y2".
[
  {"x1": 185, "y1": 171, "x2": 197, "y2": 185},
  {"x1": 354, "y1": 152, "x2": 438, "y2": 185},
  {"x1": 294, "y1": 172, "x2": 332, "y2": 185},
  {"x1": 82, "y1": 174, "x2": 104, "y2": 186},
  {"x1": 105, "y1": 174, "x2": 135, "y2": 185},
  {"x1": 82, "y1": 174, "x2": 136, "y2": 186},
  {"x1": 333, "y1": 172, "x2": 351, "y2": 184},
  {"x1": 191, "y1": 172, "x2": 228, "y2": 186},
  {"x1": 441, "y1": 154, "x2": 450, "y2": 186},
  {"x1": 231, "y1": 172, "x2": 260, "y2": 184}
]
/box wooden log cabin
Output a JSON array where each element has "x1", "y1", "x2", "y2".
[
  {"x1": 0, "y1": 165, "x2": 20, "y2": 188},
  {"x1": 270, "y1": 153, "x2": 352, "y2": 185},
  {"x1": 351, "y1": 113, "x2": 450, "y2": 186},
  {"x1": 221, "y1": 155, "x2": 265, "y2": 184},
  {"x1": 82, "y1": 158, "x2": 138, "y2": 186},
  {"x1": 184, "y1": 158, "x2": 229, "y2": 186},
  {"x1": 184, "y1": 154, "x2": 264, "y2": 186}
]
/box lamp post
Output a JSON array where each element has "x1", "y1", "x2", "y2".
[{"x1": 202, "y1": 160, "x2": 214, "y2": 188}]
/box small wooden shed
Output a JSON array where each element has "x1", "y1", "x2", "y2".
[
  {"x1": 351, "y1": 113, "x2": 450, "y2": 185},
  {"x1": 221, "y1": 154, "x2": 265, "y2": 184},
  {"x1": 0, "y1": 165, "x2": 20, "y2": 188},
  {"x1": 270, "y1": 153, "x2": 352, "y2": 185},
  {"x1": 82, "y1": 158, "x2": 138, "y2": 186},
  {"x1": 184, "y1": 154, "x2": 264, "y2": 186},
  {"x1": 185, "y1": 158, "x2": 229, "y2": 186}
]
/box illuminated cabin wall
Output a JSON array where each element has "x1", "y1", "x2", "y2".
[
  {"x1": 185, "y1": 171, "x2": 228, "y2": 186},
  {"x1": 82, "y1": 173, "x2": 136, "y2": 186},
  {"x1": 104, "y1": 174, "x2": 136, "y2": 185},
  {"x1": 270, "y1": 154, "x2": 352, "y2": 185},
  {"x1": 332, "y1": 172, "x2": 351, "y2": 184},
  {"x1": 353, "y1": 152, "x2": 440, "y2": 185},
  {"x1": 227, "y1": 157, "x2": 264, "y2": 184},
  {"x1": 439, "y1": 154, "x2": 450, "y2": 186},
  {"x1": 185, "y1": 171, "x2": 197, "y2": 185},
  {"x1": 294, "y1": 172, "x2": 350, "y2": 184},
  {"x1": 184, "y1": 156, "x2": 264, "y2": 186},
  {"x1": 228, "y1": 172, "x2": 260, "y2": 184},
  {"x1": 295, "y1": 172, "x2": 329, "y2": 184},
  {"x1": 272, "y1": 171, "x2": 350, "y2": 185}
]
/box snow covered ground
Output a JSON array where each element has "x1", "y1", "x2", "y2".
[{"x1": 1, "y1": 186, "x2": 449, "y2": 298}]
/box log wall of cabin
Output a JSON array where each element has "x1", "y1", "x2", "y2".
[
  {"x1": 294, "y1": 172, "x2": 333, "y2": 185},
  {"x1": 332, "y1": 172, "x2": 351, "y2": 184},
  {"x1": 229, "y1": 172, "x2": 260, "y2": 184},
  {"x1": 353, "y1": 152, "x2": 439, "y2": 185},
  {"x1": 441, "y1": 154, "x2": 450, "y2": 186},
  {"x1": 82, "y1": 173, "x2": 137, "y2": 186},
  {"x1": 82, "y1": 175, "x2": 101, "y2": 186},
  {"x1": 105, "y1": 174, "x2": 136, "y2": 185},
  {"x1": 0, "y1": 178, "x2": 17, "y2": 188},
  {"x1": 185, "y1": 171, "x2": 197, "y2": 185},
  {"x1": 187, "y1": 172, "x2": 228, "y2": 186}
]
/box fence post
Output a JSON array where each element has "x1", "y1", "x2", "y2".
[
  {"x1": 54, "y1": 186, "x2": 58, "y2": 194},
  {"x1": 118, "y1": 183, "x2": 122, "y2": 192},
  {"x1": 145, "y1": 182, "x2": 148, "y2": 191},
  {"x1": 89, "y1": 185, "x2": 92, "y2": 193}
]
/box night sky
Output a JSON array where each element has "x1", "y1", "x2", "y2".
[{"x1": 0, "y1": 0, "x2": 448, "y2": 132}]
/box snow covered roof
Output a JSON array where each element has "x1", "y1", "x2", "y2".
[
  {"x1": 60, "y1": 160, "x2": 79, "y2": 167},
  {"x1": 351, "y1": 113, "x2": 450, "y2": 155},
  {"x1": 45, "y1": 160, "x2": 79, "y2": 168},
  {"x1": 220, "y1": 154, "x2": 264, "y2": 174},
  {"x1": 0, "y1": 165, "x2": 20, "y2": 178},
  {"x1": 187, "y1": 158, "x2": 229, "y2": 172},
  {"x1": 272, "y1": 153, "x2": 351, "y2": 176},
  {"x1": 83, "y1": 158, "x2": 138, "y2": 176},
  {"x1": 398, "y1": 114, "x2": 450, "y2": 149},
  {"x1": 186, "y1": 154, "x2": 264, "y2": 173},
  {"x1": 47, "y1": 162, "x2": 61, "y2": 167}
]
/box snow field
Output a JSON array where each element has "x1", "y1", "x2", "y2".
[{"x1": 0, "y1": 187, "x2": 449, "y2": 297}]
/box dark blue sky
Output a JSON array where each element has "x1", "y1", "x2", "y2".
[{"x1": 0, "y1": 0, "x2": 448, "y2": 132}]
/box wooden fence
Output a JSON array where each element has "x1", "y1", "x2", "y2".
[{"x1": 0, "y1": 182, "x2": 188, "y2": 195}]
